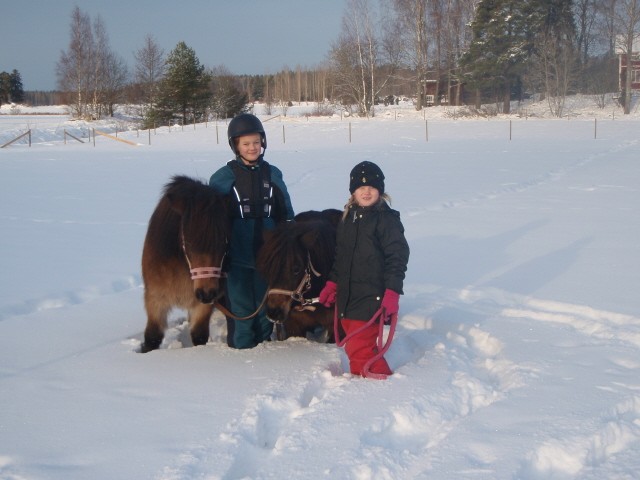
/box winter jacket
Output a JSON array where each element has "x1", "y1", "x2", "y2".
[
  {"x1": 209, "y1": 156, "x2": 294, "y2": 268},
  {"x1": 329, "y1": 200, "x2": 409, "y2": 321}
]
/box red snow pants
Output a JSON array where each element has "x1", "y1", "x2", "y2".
[{"x1": 341, "y1": 319, "x2": 393, "y2": 377}]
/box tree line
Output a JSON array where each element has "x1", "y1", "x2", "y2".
[
  {"x1": 14, "y1": 1, "x2": 640, "y2": 120},
  {"x1": 331, "y1": 0, "x2": 639, "y2": 117}
]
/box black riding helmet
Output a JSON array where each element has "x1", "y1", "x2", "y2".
[{"x1": 227, "y1": 113, "x2": 267, "y2": 155}]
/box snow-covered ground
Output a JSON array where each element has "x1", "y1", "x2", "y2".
[{"x1": 1, "y1": 98, "x2": 639, "y2": 479}]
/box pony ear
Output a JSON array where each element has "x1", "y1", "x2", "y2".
[
  {"x1": 167, "y1": 192, "x2": 187, "y2": 215},
  {"x1": 299, "y1": 229, "x2": 318, "y2": 250}
]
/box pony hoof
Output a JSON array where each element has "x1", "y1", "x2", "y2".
[{"x1": 140, "y1": 341, "x2": 160, "y2": 353}]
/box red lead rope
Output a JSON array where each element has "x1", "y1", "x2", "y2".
[{"x1": 333, "y1": 306, "x2": 398, "y2": 380}]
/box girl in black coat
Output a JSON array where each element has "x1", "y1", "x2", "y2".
[{"x1": 319, "y1": 161, "x2": 410, "y2": 378}]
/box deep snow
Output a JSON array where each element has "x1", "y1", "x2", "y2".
[{"x1": 0, "y1": 97, "x2": 639, "y2": 480}]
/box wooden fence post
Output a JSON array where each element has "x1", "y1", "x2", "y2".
[{"x1": 1, "y1": 129, "x2": 32, "y2": 148}]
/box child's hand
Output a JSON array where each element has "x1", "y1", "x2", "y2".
[
  {"x1": 318, "y1": 281, "x2": 337, "y2": 307},
  {"x1": 381, "y1": 289, "x2": 400, "y2": 316}
]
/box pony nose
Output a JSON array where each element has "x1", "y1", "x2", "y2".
[{"x1": 195, "y1": 288, "x2": 217, "y2": 304}]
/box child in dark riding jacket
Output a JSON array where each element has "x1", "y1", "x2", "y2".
[
  {"x1": 210, "y1": 113, "x2": 294, "y2": 349},
  {"x1": 319, "y1": 161, "x2": 409, "y2": 378}
]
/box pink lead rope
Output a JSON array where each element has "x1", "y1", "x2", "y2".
[{"x1": 333, "y1": 306, "x2": 398, "y2": 380}]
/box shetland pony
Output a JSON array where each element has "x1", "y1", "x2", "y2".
[
  {"x1": 257, "y1": 209, "x2": 341, "y2": 341},
  {"x1": 141, "y1": 176, "x2": 229, "y2": 352}
]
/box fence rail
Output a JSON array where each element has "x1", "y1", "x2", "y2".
[
  {"x1": 64, "y1": 129, "x2": 84, "y2": 144},
  {"x1": 1, "y1": 130, "x2": 31, "y2": 148},
  {"x1": 93, "y1": 129, "x2": 137, "y2": 146}
]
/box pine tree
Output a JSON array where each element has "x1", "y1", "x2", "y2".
[
  {"x1": 0, "y1": 72, "x2": 10, "y2": 106},
  {"x1": 460, "y1": 0, "x2": 532, "y2": 113},
  {"x1": 155, "y1": 41, "x2": 212, "y2": 126},
  {"x1": 9, "y1": 70, "x2": 25, "y2": 104}
]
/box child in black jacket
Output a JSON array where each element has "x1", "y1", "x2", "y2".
[{"x1": 319, "y1": 161, "x2": 410, "y2": 378}]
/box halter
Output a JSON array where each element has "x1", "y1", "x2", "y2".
[
  {"x1": 181, "y1": 230, "x2": 227, "y2": 280},
  {"x1": 267, "y1": 252, "x2": 322, "y2": 312}
]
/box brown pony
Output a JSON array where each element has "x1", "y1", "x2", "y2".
[
  {"x1": 257, "y1": 209, "x2": 341, "y2": 341},
  {"x1": 141, "y1": 176, "x2": 229, "y2": 352}
]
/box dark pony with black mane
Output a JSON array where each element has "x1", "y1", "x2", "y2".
[
  {"x1": 257, "y1": 209, "x2": 342, "y2": 341},
  {"x1": 141, "y1": 176, "x2": 229, "y2": 352}
]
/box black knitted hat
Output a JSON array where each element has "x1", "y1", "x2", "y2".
[{"x1": 349, "y1": 161, "x2": 385, "y2": 194}]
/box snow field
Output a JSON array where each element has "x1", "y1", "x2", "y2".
[{"x1": 1, "y1": 101, "x2": 639, "y2": 479}]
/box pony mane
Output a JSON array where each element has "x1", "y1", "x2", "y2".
[
  {"x1": 257, "y1": 215, "x2": 336, "y2": 283},
  {"x1": 257, "y1": 222, "x2": 301, "y2": 282},
  {"x1": 148, "y1": 176, "x2": 228, "y2": 257},
  {"x1": 301, "y1": 218, "x2": 337, "y2": 275}
]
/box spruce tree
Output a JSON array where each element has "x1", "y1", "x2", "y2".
[
  {"x1": 155, "y1": 41, "x2": 212, "y2": 126},
  {"x1": 0, "y1": 72, "x2": 10, "y2": 106},
  {"x1": 460, "y1": 0, "x2": 532, "y2": 113},
  {"x1": 9, "y1": 70, "x2": 25, "y2": 104}
]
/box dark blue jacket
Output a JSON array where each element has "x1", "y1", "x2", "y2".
[{"x1": 209, "y1": 157, "x2": 294, "y2": 269}]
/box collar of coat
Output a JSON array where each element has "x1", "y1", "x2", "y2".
[{"x1": 234, "y1": 154, "x2": 265, "y2": 170}]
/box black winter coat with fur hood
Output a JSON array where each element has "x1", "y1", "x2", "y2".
[{"x1": 329, "y1": 200, "x2": 410, "y2": 321}]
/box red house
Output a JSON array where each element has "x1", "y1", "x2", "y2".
[
  {"x1": 616, "y1": 37, "x2": 640, "y2": 93},
  {"x1": 423, "y1": 79, "x2": 465, "y2": 106}
]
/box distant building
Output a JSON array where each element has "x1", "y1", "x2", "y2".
[
  {"x1": 423, "y1": 78, "x2": 465, "y2": 107},
  {"x1": 615, "y1": 36, "x2": 640, "y2": 93}
]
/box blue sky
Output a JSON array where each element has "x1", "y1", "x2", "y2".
[{"x1": 1, "y1": 0, "x2": 345, "y2": 91}]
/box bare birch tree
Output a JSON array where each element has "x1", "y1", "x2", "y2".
[
  {"x1": 92, "y1": 15, "x2": 128, "y2": 117},
  {"x1": 329, "y1": 0, "x2": 398, "y2": 116},
  {"x1": 442, "y1": 0, "x2": 478, "y2": 106},
  {"x1": 134, "y1": 34, "x2": 165, "y2": 119},
  {"x1": 533, "y1": 33, "x2": 577, "y2": 116},
  {"x1": 389, "y1": 0, "x2": 475, "y2": 109},
  {"x1": 56, "y1": 7, "x2": 93, "y2": 118},
  {"x1": 598, "y1": 0, "x2": 620, "y2": 55},
  {"x1": 390, "y1": 0, "x2": 429, "y2": 110},
  {"x1": 56, "y1": 7, "x2": 126, "y2": 119}
]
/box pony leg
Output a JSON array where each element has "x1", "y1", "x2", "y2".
[
  {"x1": 142, "y1": 294, "x2": 170, "y2": 353},
  {"x1": 189, "y1": 303, "x2": 214, "y2": 347}
]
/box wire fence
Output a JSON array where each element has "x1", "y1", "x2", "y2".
[{"x1": 1, "y1": 113, "x2": 637, "y2": 149}]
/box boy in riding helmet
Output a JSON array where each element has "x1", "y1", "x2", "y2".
[
  {"x1": 210, "y1": 113, "x2": 294, "y2": 349},
  {"x1": 319, "y1": 161, "x2": 409, "y2": 378}
]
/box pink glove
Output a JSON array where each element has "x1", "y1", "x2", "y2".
[
  {"x1": 318, "y1": 281, "x2": 337, "y2": 307},
  {"x1": 381, "y1": 289, "x2": 400, "y2": 316}
]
